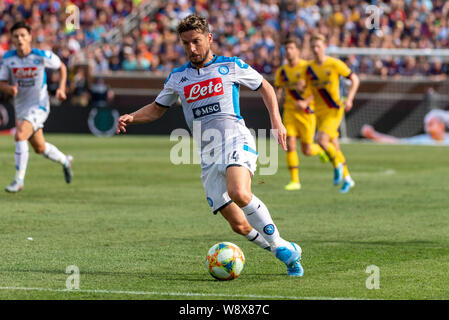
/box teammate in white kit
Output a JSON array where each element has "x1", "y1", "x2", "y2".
[
  {"x1": 116, "y1": 14, "x2": 304, "y2": 277},
  {"x1": 0, "y1": 22, "x2": 73, "y2": 193}
]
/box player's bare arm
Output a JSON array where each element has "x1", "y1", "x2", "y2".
[
  {"x1": 56, "y1": 63, "x2": 67, "y2": 101},
  {"x1": 275, "y1": 87, "x2": 284, "y2": 105},
  {"x1": 293, "y1": 79, "x2": 311, "y2": 110},
  {"x1": 0, "y1": 81, "x2": 18, "y2": 97},
  {"x1": 116, "y1": 102, "x2": 167, "y2": 134},
  {"x1": 295, "y1": 79, "x2": 306, "y2": 92},
  {"x1": 259, "y1": 78, "x2": 287, "y2": 150},
  {"x1": 294, "y1": 94, "x2": 313, "y2": 111},
  {"x1": 344, "y1": 73, "x2": 360, "y2": 112}
]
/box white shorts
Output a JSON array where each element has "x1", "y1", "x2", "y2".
[
  {"x1": 200, "y1": 136, "x2": 258, "y2": 214},
  {"x1": 17, "y1": 105, "x2": 50, "y2": 132}
]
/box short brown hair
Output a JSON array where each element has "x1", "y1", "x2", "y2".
[
  {"x1": 176, "y1": 14, "x2": 210, "y2": 35},
  {"x1": 11, "y1": 21, "x2": 31, "y2": 34},
  {"x1": 310, "y1": 33, "x2": 326, "y2": 43},
  {"x1": 283, "y1": 37, "x2": 301, "y2": 48}
]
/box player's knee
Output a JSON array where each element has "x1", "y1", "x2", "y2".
[
  {"x1": 301, "y1": 144, "x2": 313, "y2": 156},
  {"x1": 286, "y1": 137, "x2": 296, "y2": 152},
  {"x1": 33, "y1": 145, "x2": 46, "y2": 154},
  {"x1": 15, "y1": 130, "x2": 28, "y2": 142},
  {"x1": 228, "y1": 188, "x2": 252, "y2": 207},
  {"x1": 316, "y1": 135, "x2": 328, "y2": 148},
  {"x1": 230, "y1": 222, "x2": 252, "y2": 236}
]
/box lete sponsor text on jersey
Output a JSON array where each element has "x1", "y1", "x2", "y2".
[
  {"x1": 13, "y1": 67, "x2": 38, "y2": 79},
  {"x1": 184, "y1": 77, "x2": 224, "y2": 103}
]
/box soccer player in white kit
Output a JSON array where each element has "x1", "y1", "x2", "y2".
[
  {"x1": 116, "y1": 14, "x2": 304, "y2": 277},
  {"x1": 0, "y1": 22, "x2": 73, "y2": 193}
]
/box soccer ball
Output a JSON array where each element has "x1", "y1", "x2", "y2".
[{"x1": 205, "y1": 242, "x2": 245, "y2": 280}]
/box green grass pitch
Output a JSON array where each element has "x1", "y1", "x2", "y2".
[{"x1": 0, "y1": 134, "x2": 448, "y2": 300}]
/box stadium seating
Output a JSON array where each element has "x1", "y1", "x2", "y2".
[{"x1": 0, "y1": 0, "x2": 447, "y2": 79}]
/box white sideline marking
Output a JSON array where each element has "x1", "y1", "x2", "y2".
[
  {"x1": 0, "y1": 286, "x2": 371, "y2": 300},
  {"x1": 355, "y1": 169, "x2": 396, "y2": 177}
]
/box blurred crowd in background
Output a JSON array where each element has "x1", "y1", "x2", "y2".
[{"x1": 1, "y1": 0, "x2": 449, "y2": 105}]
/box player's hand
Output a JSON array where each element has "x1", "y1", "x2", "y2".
[
  {"x1": 296, "y1": 80, "x2": 306, "y2": 92},
  {"x1": 271, "y1": 120, "x2": 287, "y2": 151},
  {"x1": 116, "y1": 114, "x2": 134, "y2": 134},
  {"x1": 295, "y1": 100, "x2": 308, "y2": 111},
  {"x1": 344, "y1": 98, "x2": 353, "y2": 112},
  {"x1": 56, "y1": 87, "x2": 67, "y2": 101},
  {"x1": 9, "y1": 84, "x2": 18, "y2": 97},
  {"x1": 361, "y1": 124, "x2": 375, "y2": 139}
]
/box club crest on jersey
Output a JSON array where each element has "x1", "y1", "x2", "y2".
[
  {"x1": 12, "y1": 67, "x2": 38, "y2": 79},
  {"x1": 192, "y1": 102, "x2": 221, "y2": 119},
  {"x1": 218, "y1": 65, "x2": 229, "y2": 75},
  {"x1": 184, "y1": 77, "x2": 224, "y2": 103}
]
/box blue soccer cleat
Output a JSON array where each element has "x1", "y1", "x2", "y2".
[
  {"x1": 287, "y1": 259, "x2": 304, "y2": 277},
  {"x1": 287, "y1": 242, "x2": 304, "y2": 277},
  {"x1": 340, "y1": 178, "x2": 355, "y2": 194},
  {"x1": 333, "y1": 163, "x2": 344, "y2": 185},
  {"x1": 275, "y1": 242, "x2": 304, "y2": 277}
]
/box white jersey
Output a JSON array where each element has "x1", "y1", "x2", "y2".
[
  {"x1": 155, "y1": 55, "x2": 263, "y2": 155},
  {"x1": 0, "y1": 49, "x2": 61, "y2": 119}
]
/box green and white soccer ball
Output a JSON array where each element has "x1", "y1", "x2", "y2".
[{"x1": 206, "y1": 242, "x2": 245, "y2": 280}]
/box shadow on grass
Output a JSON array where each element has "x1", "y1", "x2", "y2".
[
  {"x1": 0, "y1": 268, "x2": 287, "y2": 282},
  {"x1": 305, "y1": 239, "x2": 442, "y2": 247}
]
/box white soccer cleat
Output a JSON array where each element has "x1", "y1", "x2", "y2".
[
  {"x1": 5, "y1": 179, "x2": 24, "y2": 193},
  {"x1": 63, "y1": 155, "x2": 73, "y2": 184}
]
